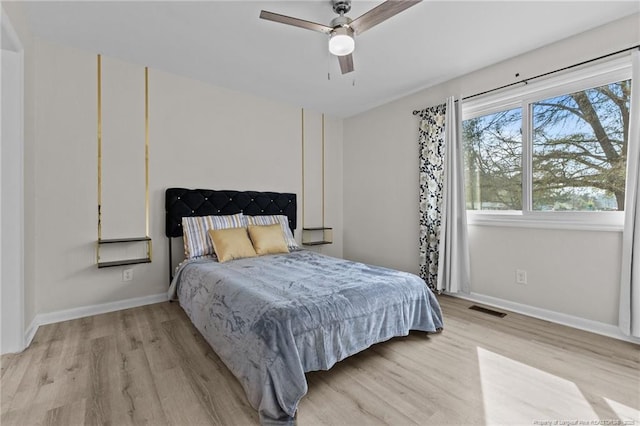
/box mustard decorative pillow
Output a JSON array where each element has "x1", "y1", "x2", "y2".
[
  {"x1": 208, "y1": 227, "x2": 256, "y2": 263},
  {"x1": 246, "y1": 215, "x2": 298, "y2": 250},
  {"x1": 248, "y1": 224, "x2": 290, "y2": 256}
]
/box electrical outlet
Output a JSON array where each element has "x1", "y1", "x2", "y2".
[
  {"x1": 516, "y1": 269, "x2": 527, "y2": 285},
  {"x1": 123, "y1": 268, "x2": 133, "y2": 282}
]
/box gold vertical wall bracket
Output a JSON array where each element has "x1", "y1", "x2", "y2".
[
  {"x1": 97, "y1": 54, "x2": 103, "y2": 263},
  {"x1": 301, "y1": 108, "x2": 305, "y2": 229},
  {"x1": 144, "y1": 67, "x2": 150, "y2": 239},
  {"x1": 321, "y1": 113, "x2": 325, "y2": 228},
  {"x1": 96, "y1": 55, "x2": 152, "y2": 268},
  {"x1": 144, "y1": 66, "x2": 152, "y2": 262}
]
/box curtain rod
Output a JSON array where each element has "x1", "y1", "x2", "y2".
[{"x1": 413, "y1": 44, "x2": 640, "y2": 115}]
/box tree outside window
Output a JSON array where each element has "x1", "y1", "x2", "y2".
[
  {"x1": 464, "y1": 108, "x2": 522, "y2": 210},
  {"x1": 463, "y1": 79, "x2": 631, "y2": 212}
]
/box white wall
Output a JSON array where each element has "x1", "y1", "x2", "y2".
[
  {"x1": 27, "y1": 38, "x2": 343, "y2": 317},
  {"x1": 344, "y1": 14, "x2": 639, "y2": 327},
  {"x1": 2, "y1": 2, "x2": 35, "y2": 348},
  {"x1": 1, "y1": 27, "x2": 24, "y2": 353}
]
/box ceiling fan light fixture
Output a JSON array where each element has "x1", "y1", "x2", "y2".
[
  {"x1": 328, "y1": 27, "x2": 355, "y2": 56},
  {"x1": 260, "y1": 0, "x2": 423, "y2": 73}
]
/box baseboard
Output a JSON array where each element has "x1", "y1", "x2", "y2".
[
  {"x1": 448, "y1": 292, "x2": 640, "y2": 345},
  {"x1": 23, "y1": 293, "x2": 169, "y2": 348},
  {"x1": 24, "y1": 319, "x2": 38, "y2": 349}
]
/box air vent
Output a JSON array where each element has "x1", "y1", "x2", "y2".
[{"x1": 468, "y1": 305, "x2": 507, "y2": 318}]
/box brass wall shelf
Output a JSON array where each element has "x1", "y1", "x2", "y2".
[
  {"x1": 99, "y1": 237, "x2": 151, "y2": 244},
  {"x1": 301, "y1": 110, "x2": 332, "y2": 246},
  {"x1": 97, "y1": 237, "x2": 152, "y2": 268},
  {"x1": 302, "y1": 227, "x2": 333, "y2": 246},
  {"x1": 96, "y1": 55, "x2": 151, "y2": 268}
]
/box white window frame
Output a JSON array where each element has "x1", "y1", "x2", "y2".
[{"x1": 462, "y1": 56, "x2": 634, "y2": 232}]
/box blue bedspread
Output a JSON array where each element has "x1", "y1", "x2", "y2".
[{"x1": 168, "y1": 250, "x2": 443, "y2": 424}]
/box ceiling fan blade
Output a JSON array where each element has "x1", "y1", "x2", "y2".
[
  {"x1": 350, "y1": 0, "x2": 422, "y2": 35},
  {"x1": 260, "y1": 10, "x2": 333, "y2": 34},
  {"x1": 338, "y1": 54, "x2": 355, "y2": 74}
]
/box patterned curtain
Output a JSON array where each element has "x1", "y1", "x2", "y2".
[
  {"x1": 416, "y1": 103, "x2": 446, "y2": 290},
  {"x1": 415, "y1": 97, "x2": 470, "y2": 293}
]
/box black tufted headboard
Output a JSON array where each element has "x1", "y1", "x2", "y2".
[
  {"x1": 165, "y1": 188, "x2": 297, "y2": 282},
  {"x1": 165, "y1": 188, "x2": 297, "y2": 238}
]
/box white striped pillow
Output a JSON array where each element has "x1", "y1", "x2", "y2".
[
  {"x1": 182, "y1": 213, "x2": 246, "y2": 259},
  {"x1": 245, "y1": 215, "x2": 298, "y2": 250}
]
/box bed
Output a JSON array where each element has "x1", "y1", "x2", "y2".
[{"x1": 165, "y1": 188, "x2": 444, "y2": 425}]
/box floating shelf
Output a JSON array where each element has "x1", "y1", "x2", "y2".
[
  {"x1": 97, "y1": 236, "x2": 152, "y2": 268},
  {"x1": 99, "y1": 236, "x2": 151, "y2": 244},
  {"x1": 302, "y1": 227, "x2": 333, "y2": 246},
  {"x1": 97, "y1": 257, "x2": 152, "y2": 269}
]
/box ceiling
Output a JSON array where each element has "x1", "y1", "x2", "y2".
[{"x1": 22, "y1": 1, "x2": 640, "y2": 118}]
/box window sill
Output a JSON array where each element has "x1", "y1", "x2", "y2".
[{"x1": 467, "y1": 213, "x2": 623, "y2": 232}]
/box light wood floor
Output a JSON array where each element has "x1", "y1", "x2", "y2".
[{"x1": 2, "y1": 295, "x2": 638, "y2": 425}]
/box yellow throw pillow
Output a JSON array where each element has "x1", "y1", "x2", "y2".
[
  {"x1": 208, "y1": 227, "x2": 256, "y2": 263},
  {"x1": 248, "y1": 224, "x2": 290, "y2": 256}
]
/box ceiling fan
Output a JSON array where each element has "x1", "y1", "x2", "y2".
[{"x1": 260, "y1": 0, "x2": 422, "y2": 75}]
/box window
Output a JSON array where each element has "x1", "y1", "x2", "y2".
[
  {"x1": 531, "y1": 83, "x2": 629, "y2": 212},
  {"x1": 462, "y1": 57, "x2": 634, "y2": 230},
  {"x1": 464, "y1": 108, "x2": 522, "y2": 210}
]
